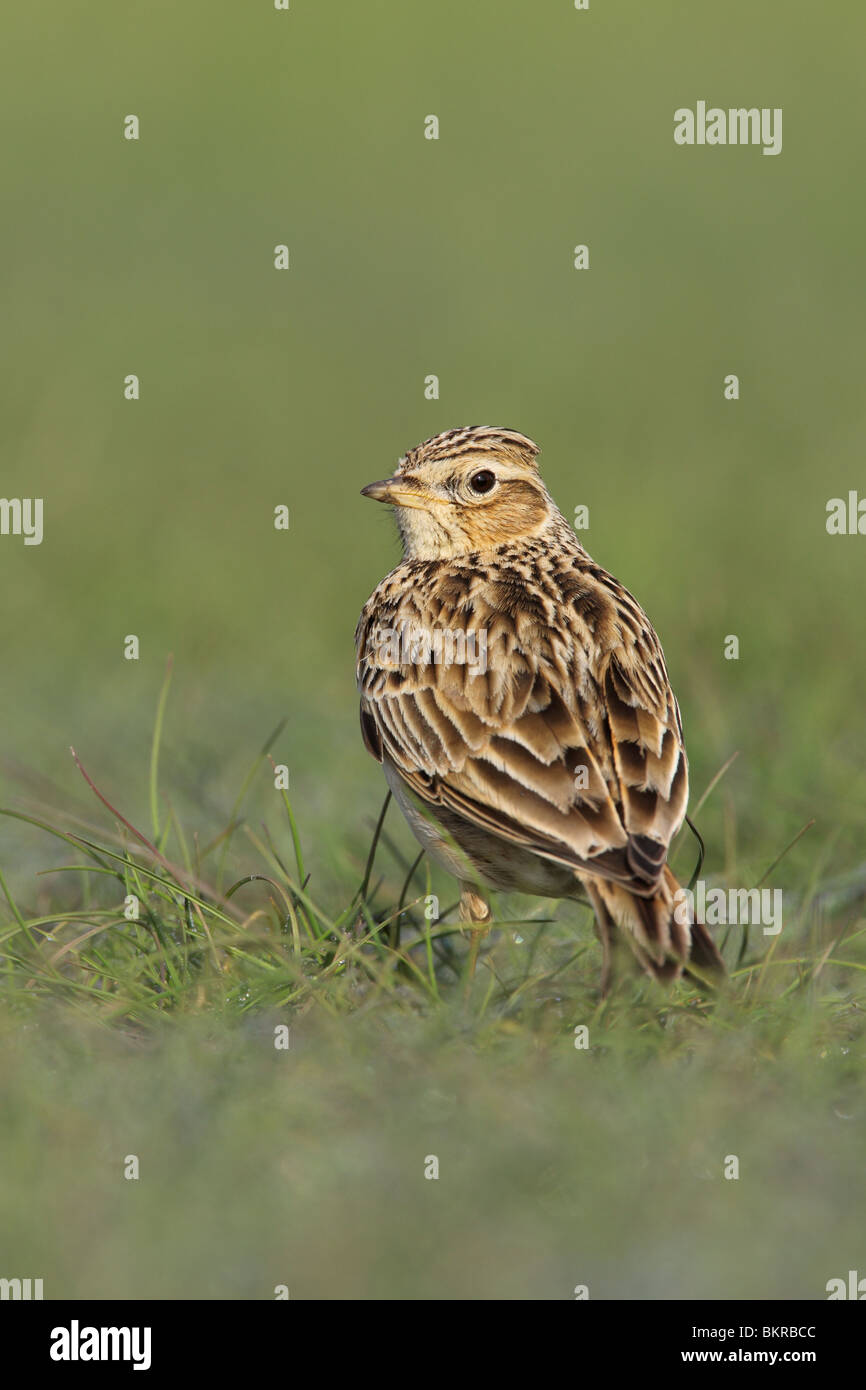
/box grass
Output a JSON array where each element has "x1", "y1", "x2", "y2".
[
  {"x1": 3, "y1": 660, "x2": 864, "y2": 1032},
  {"x1": 1, "y1": 668, "x2": 865, "y2": 1298}
]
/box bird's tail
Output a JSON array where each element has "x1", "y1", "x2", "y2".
[{"x1": 587, "y1": 865, "x2": 726, "y2": 986}]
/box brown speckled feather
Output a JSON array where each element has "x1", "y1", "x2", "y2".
[
  {"x1": 355, "y1": 426, "x2": 725, "y2": 988},
  {"x1": 357, "y1": 544, "x2": 686, "y2": 892}
]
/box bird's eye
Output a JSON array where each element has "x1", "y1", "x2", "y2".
[{"x1": 468, "y1": 470, "x2": 496, "y2": 495}]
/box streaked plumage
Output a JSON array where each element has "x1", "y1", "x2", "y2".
[{"x1": 355, "y1": 426, "x2": 725, "y2": 990}]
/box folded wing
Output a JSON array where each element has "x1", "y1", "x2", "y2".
[{"x1": 355, "y1": 561, "x2": 689, "y2": 897}]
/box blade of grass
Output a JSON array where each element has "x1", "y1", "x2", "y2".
[
  {"x1": 149, "y1": 655, "x2": 174, "y2": 843},
  {"x1": 215, "y1": 718, "x2": 287, "y2": 892},
  {"x1": 358, "y1": 792, "x2": 391, "y2": 902},
  {"x1": 691, "y1": 750, "x2": 740, "y2": 819}
]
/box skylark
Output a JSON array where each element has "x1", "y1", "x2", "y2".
[{"x1": 355, "y1": 426, "x2": 725, "y2": 991}]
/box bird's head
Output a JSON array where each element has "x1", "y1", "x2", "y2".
[{"x1": 360, "y1": 426, "x2": 563, "y2": 559}]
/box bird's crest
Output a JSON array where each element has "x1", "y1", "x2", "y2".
[{"x1": 396, "y1": 426, "x2": 540, "y2": 475}]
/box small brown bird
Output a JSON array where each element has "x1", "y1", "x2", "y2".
[{"x1": 355, "y1": 426, "x2": 724, "y2": 991}]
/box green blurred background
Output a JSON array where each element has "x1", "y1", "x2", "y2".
[
  {"x1": 1, "y1": 1, "x2": 865, "y2": 1300},
  {"x1": 2, "y1": 0, "x2": 865, "y2": 886}
]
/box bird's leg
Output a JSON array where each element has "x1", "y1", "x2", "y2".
[{"x1": 459, "y1": 883, "x2": 493, "y2": 986}]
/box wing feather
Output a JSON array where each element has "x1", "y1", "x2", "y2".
[{"x1": 356, "y1": 555, "x2": 689, "y2": 895}]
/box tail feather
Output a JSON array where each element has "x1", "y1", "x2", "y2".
[
  {"x1": 585, "y1": 865, "x2": 726, "y2": 986},
  {"x1": 686, "y1": 918, "x2": 727, "y2": 978}
]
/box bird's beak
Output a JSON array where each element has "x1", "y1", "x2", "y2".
[{"x1": 360, "y1": 477, "x2": 428, "y2": 510}]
